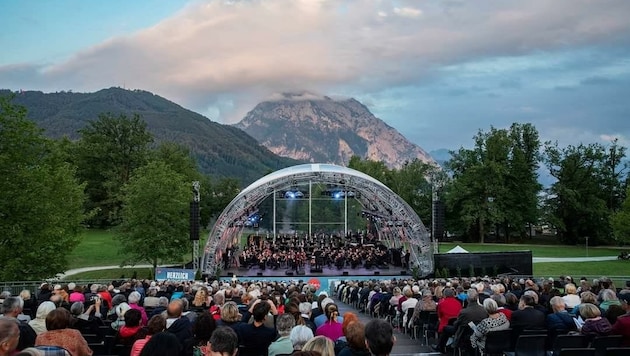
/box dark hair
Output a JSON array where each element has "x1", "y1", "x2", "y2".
[
  {"x1": 139, "y1": 332, "x2": 181, "y2": 356},
  {"x1": 147, "y1": 315, "x2": 166, "y2": 335},
  {"x1": 520, "y1": 294, "x2": 536, "y2": 307},
  {"x1": 193, "y1": 312, "x2": 217, "y2": 344},
  {"x1": 209, "y1": 326, "x2": 239, "y2": 355},
  {"x1": 324, "y1": 303, "x2": 339, "y2": 322},
  {"x1": 253, "y1": 302, "x2": 270, "y2": 322},
  {"x1": 46, "y1": 308, "x2": 74, "y2": 330},
  {"x1": 124, "y1": 309, "x2": 142, "y2": 327},
  {"x1": 345, "y1": 322, "x2": 367, "y2": 350},
  {"x1": 364, "y1": 319, "x2": 393, "y2": 356}
]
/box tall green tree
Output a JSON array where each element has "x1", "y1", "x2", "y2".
[
  {"x1": 0, "y1": 97, "x2": 85, "y2": 280},
  {"x1": 75, "y1": 113, "x2": 153, "y2": 227},
  {"x1": 116, "y1": 160, "x2": 190, "y2": 272},
  {"x1": 611, "y1": 185, "x2": 630, "y2": 245},
  {"x1": 445, "y1": 124, "x2": 542, "y2": 242},
  {"x1": 543, "y1": 142, "x2": 609, "y2": 244}
]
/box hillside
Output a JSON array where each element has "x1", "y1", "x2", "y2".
[
  {"x1": 1, "y1": 88, "x2": 300, "y2": 184},
  {"x1": 234, "y1": 93, "x2": 435, "y2": 168}
]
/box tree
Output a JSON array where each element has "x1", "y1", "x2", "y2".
[
  {"x1": 543, "y1": 142, "x2": 609, "y2": 244},
  {"x1": 75, "y1": 113, "x2": 153, "y2": 227},
  {"x1": 445, "y1": 124, "x2": 542, "y2": 242},
  {"x1": 611, "y1": 185, "x2": 630, "y2": 245},
  {"x1": 116, "y1": 160, "x2": 190, "y2": 272},
  {"x1": 0, "y1": 97, "x2": 85, "y2": 280}
]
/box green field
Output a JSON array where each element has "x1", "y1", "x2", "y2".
[
  {"x1": 66, "y1": 230, "x2": 629, "y2": 281},
  {"x1": 68, "y1": 229, "x2": 207, "y2": 269}
]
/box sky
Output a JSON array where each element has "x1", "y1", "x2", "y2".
[{"x1": 2, "y1": 0, "x2": 630, "y2": 152}]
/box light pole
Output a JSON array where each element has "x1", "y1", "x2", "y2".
[{"x1": 585, "y1": 236, "x2": 589, "y2": 257}]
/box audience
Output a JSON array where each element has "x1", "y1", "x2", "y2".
[
  {"x1": 131, "y1": 315, "x2": 166, "y2": 356},
  {"x1": 470, "y1": 298, "x2": 510, "y2": 354},
  {"x1": 28, "y1": 302, "x2": 56, "y2": 335},
  {"x1": 35, "y1": 308, "x2": 93, "y2": 356},
  {"x1": 268, "y1": 314, "x2": 295, "y2": 356},
  {"x1": 364, "y1": 319, "x2": 394, "y2": 356},
  {"x1": 207, "y1": 326, "x2": 239, "y2": 356},
  {"x1": 290, "y1": 325, "x2": 315, "y2": 352},
  {"x1": 303, "y1": 336, "x2": 335, "y2": 356}
]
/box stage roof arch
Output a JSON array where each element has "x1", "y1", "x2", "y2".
[{"x1": 202, "y1": 163, "x2": 434, "y2": 277}]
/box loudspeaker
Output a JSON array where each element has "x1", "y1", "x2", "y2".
[
  {"x1": 432, "y1": 200, "x2": 445, "y2": 239},
  {"x1": 189, "y1": 201, "x2": 200, "y2": 240},
  {"x1": 374, "y1": 271, "x2": 380, "y2": 276},
  {"x1": 285, "y1": 271, "x2": 294, "y2": 276},
  {"x1": 400, "y1": 270, "x2": 408, "y2": 275},
  {"x1": 256, "y1": 272, "x2": 263, "y2": 276},
  {"x1": 342, "y1": 271, "x2": 349, "y2": 276}
]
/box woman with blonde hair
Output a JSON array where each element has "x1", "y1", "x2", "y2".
[
  {"x1": 217, "y1": 301, "x2": 244, "y2": 330},
  {"x1": 579, "y1": 303, "x2": 612, "y2": 338},
  {"x1": 303, "y1": 335, "x2": 335, "y2": 356},
  {"x1": 192, "y1": 288, "x2": 208, "y2": 308},
  {"x1": 562, "y1": 283, "x2": 580, "y2": 309}
]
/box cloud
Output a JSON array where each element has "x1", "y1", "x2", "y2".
[
  {"x1": 1, "y1": 0, "x2": 630, "y2": 131},
  {"x1": 393, "y1": 7, "x2": 422, "y2": 18}
]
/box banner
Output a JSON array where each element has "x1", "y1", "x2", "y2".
[{"x1": 155, "y1": 268, "x2": 195, "y2": 281}]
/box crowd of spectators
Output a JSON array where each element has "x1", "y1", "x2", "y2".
[
  {"x1": 0, "y1": 278, "x2": 397, "y2": 356},
  {"x1": 334, "y1": 275, "x2": 630, "y2": 354}
]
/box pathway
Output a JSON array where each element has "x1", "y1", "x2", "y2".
[{"x1": 334, "y1": 297, "x2": 441, "y2": 356}]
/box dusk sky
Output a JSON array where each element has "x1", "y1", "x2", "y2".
[{"x1": 2, "y1": 0, "x2": 630, "y2": 152}]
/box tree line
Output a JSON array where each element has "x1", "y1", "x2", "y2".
[{"x1": 2, "y1": 96, "x2": 628, "y2": 280}]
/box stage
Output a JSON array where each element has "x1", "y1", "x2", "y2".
[{"x1": 222, "y1": 262, "x2": 410, "y2": 278}]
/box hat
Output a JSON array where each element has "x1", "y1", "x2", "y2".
[{"x1": 619, "y1": 293, "x2": 630, "y2": 303}]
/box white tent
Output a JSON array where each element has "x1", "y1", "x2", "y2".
[{"x1": 446, "y1": 245, "x2": 469, "y2": 253}]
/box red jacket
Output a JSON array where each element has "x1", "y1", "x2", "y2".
[{"x1": 437, "y1": 297, "x2": 462, "y2": 332}]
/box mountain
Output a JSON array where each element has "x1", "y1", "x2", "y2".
[
  {"x1": 429, "y1": 149, "x2": 452, "y2": 167},
  {"x1": 1, "y1": 88, "x2": 299, "y2": 184},
  {"x1": 234, "y1": 93, "x2": 436, "y2": 168}
]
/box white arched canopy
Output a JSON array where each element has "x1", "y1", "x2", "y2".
[{"x1": 202, "y1": 163, "x2": 433, "y2": 276}]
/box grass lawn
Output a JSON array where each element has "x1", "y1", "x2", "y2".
[
  {"x1": 68, "y1": 229, "x2": 208, "y2": 269},
  {"x1": 69, "y1": 268, "x2": 154, "y2": 281},
  {"x1": 439, "y1": 242, "x2": 623, "y2": 258}
]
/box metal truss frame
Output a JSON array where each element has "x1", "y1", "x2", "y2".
[{"x1": 201, "y1": 164, "x2": 433, "y2": 277}]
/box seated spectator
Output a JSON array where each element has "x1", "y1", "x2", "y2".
[
  {"x1": 611, "y1": 293, "x2": 630, "y2": 346},
  {"x1": 37, "y1": 285, "x2": 53, "y2": 305},
  {"x1": 510, "y1": 294, "x2": 546, "y2": 343},
  {"x1": 234, "y1": 300, "x2": 277, "y2": 356},
  {"x1": 143, "y1": 288, "x2": 160, "y2": 309},
  {"x1": 303, "y1": 336, "x2": 335, "y2": 356},
  {"x1": 315, "y1": 298, "x2": 342, "y2": 328},
  {"x1": 432, "y1": 288, "x2": 461, "y2": 354},
  {"x1": 184, "y1": 311, "x2": 216, "y2": 356},
  {"x1": 210, "y1": 293, "x2": 225, "y2": 320},
  {"x1": 571, "y1": 291, "x2": 598, "y2": 318},
  {"x1": 579, "y1": 303, "x2": 612, "y2": 339},
  {"x1": 68, "y1": 284, "x2": 86, "y2": 304},
  {"x1": 562, "y1": 284, "x2": 580, "y2": 309},
  {"x1": 470, "y1": 298, "x2": 510, "y2": 355},
  {"x1": 290, "y1": 325, "x2": 314, "y2": 352},
  {"x1": 19, "y1": 290, "x2": 37, "y2": 320},
  {"x1": 0, "y1": 318, "x2": 20, "y2": 356},
  {"x1": 149, "y1": 297, "x2": 169, "y2": 319},
  {"x1": 29, "y1": 302, "x2": 56, "y2": 335},
  {"x1": 191, "y1": 289, "x2": 208, "y2": 308},
  {"x1": 128, "y1": 291, "x2": 148, "y2": 326},
  {"x1": 35, "y1": 308, "x2": 93, "y2": 356},
  {"x1": 217, "y1": 302, "x2": 243, "y2": 330},
  {"x1": 338, "y1": 322, "x2": 370, "y2": 356},
  {"x1": 2, "y1": 297, "x2": 36, "y2": 350},
  {"x1": 131, "y1": 315, "x2": 166, "y2": 356},
  {"x1": 491, "y1": 294, "x2": 512, "y2": 321},
  {"x1": 504, "y1": 292, "x2": 519, "y2": 311},
  {"x1": 316, "y1": 303, "x2": 343, "y2": 341},
  {"x1": 364, "y1": 319, "x2": 395, "y2": 356},
  {"x1": 546, "y1": 296, "x2": 576, "y2": 336},
  {"x1": 115, "y1": 309, "x2": 147, "y2": 346},
  {"x1": 111, "y1": 302, "x2": 130, "y2": 331},
  {"x1": 165, "y1": 299, "x2": 193, "y2": 351},
  {"x1": 70, "y1": 300, "x2": 103, "y2": 335},
  {"x1": 207, "y1": 326, "x2": 239, "y2": 356},
  {"x1": 299, "y1": 302, "x2": 317, "y2": 334},
  {"x1": 268, "y1": 314, "x2": 295, "y2": 356},
  {"x1": 599, "y1": 289, "x2": 621, "y2": 313},
  {"x1": 139, "y1": 332, "x2": 181, "y2": 356}
]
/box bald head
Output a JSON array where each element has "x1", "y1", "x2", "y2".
[{"x1": 167, "y1": 299, "x2": 184, "y2": 318}]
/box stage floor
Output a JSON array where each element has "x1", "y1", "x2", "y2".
[{"x1": 223, "y1": 263, "x2": 409, "y2": 278}]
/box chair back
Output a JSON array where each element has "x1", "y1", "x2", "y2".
[
  {"x1": 551, "y1": 334, "x2": 588, "y2": 356},
  {"x1": 513, "y1": 334, "x2": 546, "y2": 356},
  {"x1": 590, "y1": 335, "x2": 622, "y2": 356},
  {"x1": 484, "y1": 329, "x2": 512, "y2": 356},
  {"x1": 557, "y1": 348, "x2": 595, "y2": 356},
  {"x1": 605, "y1": 347, "x2": 630, "y2": 356}
]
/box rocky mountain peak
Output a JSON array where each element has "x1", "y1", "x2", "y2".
[{"x1": 234, "y1": 94, "x2": 436, "y2": 168}]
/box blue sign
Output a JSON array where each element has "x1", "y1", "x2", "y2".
[{"x1": 155, "y1": 268, "x2": 195, "y2": 281}]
